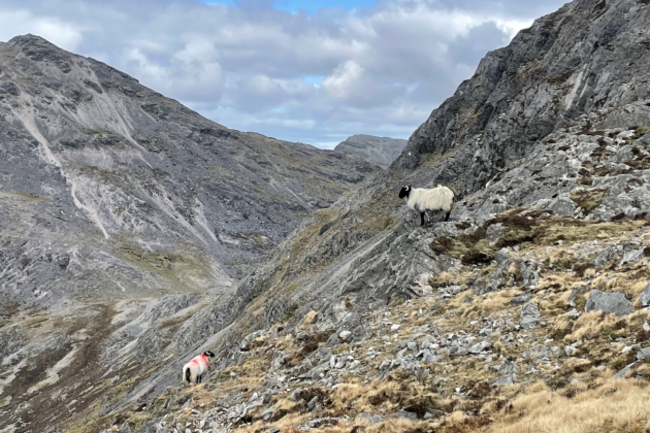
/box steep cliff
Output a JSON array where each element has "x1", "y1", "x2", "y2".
[{"x1": 334, "y1": 135, "x2": 407, "y2": 168}]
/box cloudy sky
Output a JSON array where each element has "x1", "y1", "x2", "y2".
[{"x1": 0, "y1": 0, "x2": 567, "y2": 148}]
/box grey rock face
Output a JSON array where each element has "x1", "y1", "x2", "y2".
[
  {"x1": 334, "y1": 135, "x2": 407, "y2": 168},
  {"x1": 584, "y1": 290, "x2": 634, "y2": 316},
  {"x1": 396, "y1": 0, "x2": 650, "y2": 200}
]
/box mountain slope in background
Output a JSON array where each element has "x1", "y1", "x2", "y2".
[
  {"x1": 0, "y1": 34, "x2": 379, "y2": 433},
  {"x1": 105, "y1": 0, "x2": 650, "y2": 432},
  {"x1": 334, "y1": 134, "x2": 407, "y2": 168}
]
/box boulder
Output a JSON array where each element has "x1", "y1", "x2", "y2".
[{"x1": 584, "y1": 290, "x2": 634, "y2": 316}]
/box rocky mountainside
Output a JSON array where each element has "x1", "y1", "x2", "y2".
[
  {"x1": 90, "y1": 0, "x2": 650, "y2": 432},
  {"x1": 0, "y1": 35, "x2": 379, "y2": 433},
  {"x1": 333, "y1": 135, "x2": 407, "y2": 168}
]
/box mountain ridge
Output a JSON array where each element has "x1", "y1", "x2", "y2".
[{"x1": 334, "y1": 134, "x2": 407, "y2": 168}]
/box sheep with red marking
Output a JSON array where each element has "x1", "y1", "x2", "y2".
[
  {"x1": 399, "y1": 185, "x2": 455, "y2": 225},
  {"x1": 182, "y1": 351, "x2": 215, "y2": 384}
]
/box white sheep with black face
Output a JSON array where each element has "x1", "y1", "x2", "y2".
[
  {"x1": 398, "y1": 185, "x2": 455, "y2": 225},
  {"x1": 182, "y1": 351, "x2": 215, "y2": 385}
]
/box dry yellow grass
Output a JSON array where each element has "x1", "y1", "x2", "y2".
[{"x1": 481, "y1": 379, "x2": 650, "y2": 433}]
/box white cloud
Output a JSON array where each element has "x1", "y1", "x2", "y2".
[
  {"x1": 322, "y1": 60, "x2": 365, "y2": 100},
  {"x1": 0, "y1": 0, "x2": 568, "y2": 146},
  {"x1": 0, "y1": 9, "x2": 83, "y2": 51}
]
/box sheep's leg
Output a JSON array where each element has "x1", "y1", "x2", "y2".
[
  {"x1": 445, "y1": 210, "x2": 451, "y2": 222},
  {"x1": 420, "y1": 212, "x2": 425, "y2": 226}
]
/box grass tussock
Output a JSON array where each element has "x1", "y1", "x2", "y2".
[{"x1": 484, "y1": 380, "x2": 650, "y2": 433}]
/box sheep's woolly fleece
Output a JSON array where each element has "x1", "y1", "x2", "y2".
[{"x1": 405, "y1": 186, "x2": 454, "y2": 214}]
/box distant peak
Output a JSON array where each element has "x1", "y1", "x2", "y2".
[{"x1": 8, "y1": 34, "x2": 57, "y2": 46}]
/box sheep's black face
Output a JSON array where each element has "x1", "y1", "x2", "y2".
[
  {"x1": 398, "y1": 186, "x2": 411, "y2": 199},
  {"x1": 205, "y1": 351, "x2": 215, "y2": 358}
]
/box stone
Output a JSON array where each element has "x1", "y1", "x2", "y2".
[
  {"x1": 636, "y1": 347, "x2": 650, "y2": 361},
  {"x1": 307, "y1": 396, "x2": 319, "y2": 409},
  {"x1": 520, "y1": 302, "x2": 541, "y2": 329},
  {"x1": 497, "y1": 361, "x2": 519, "y2": 375},
  {"x1": 619, "y1": 249, "x2": 644, "y2": 267},
  {"x1": 407, "y1": 341, "x2": 418, "y2": 351},
  {"x1": 290, "y1": 388, "x2": 305, "y2": 402},
  {"x1": 240, "y1": 330, "x2": 265, "y2": 352},
  {"x1": 391, "y1": 324, "x2": 401, "y2": 331},
  {"x1": 449, "y1": 344, "x2": 468, "y2": 356},
  {"x1": 584, "y1": 290, "x2": 634, "y2": 316},
  {"x1": 339, "y1": 330, "x2": 352, "y2": 341},
  {"x1": 468, "y1": 341, "x2": 491, "y2": 354},
  {"x1": 262, "y1": 405, "x2": 276, "y2": 421},
  {"x1": 355, "y1": 412, "x2": 384, "y2": 424},
  {"x1": 519, "y1": 260, "x2": 540, "y2": 289},
  {"x1": 486, "y1": 223, "x2": 505, "y2": 244},
  {"x1": 548, "y1": 195, "x2": 578, "y2": 217},
  {"x1": 511, "y1": 293, "x2": 533, "y2": 306},
  {"x1": 567, "y1": 286, "x2": 587, "y2": 308},
  {"x1": 424, "y1": 409, "x2": 447, "y2": 420},
  {"x1": 565, "y1": 345, "x2": 577, "y2": 357},
  {"x1": 490, "y1": 375, "x2": 516, "y2": 387},
  {"x1": 639, "y1": 283, "x2": 650, "y2": 307},
  {"x1": 567, "y1": 309, "x2": 581, "y2": 319},
  {"x1": 613, "y1": 362, "x2": 639, "y2": 379},
  {"x1": 396, "y1": 409, "x2": 419, "y2": 421},
  {"x1": 591, "y1": 245, "x2": 623, "y2": 268}
]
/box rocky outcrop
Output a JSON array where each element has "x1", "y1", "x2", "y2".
[
  {"x1": 334, "y1": 134, "x2": 407, "y2": 168},
  {"x1": 213, "y1": 0, "x2": 650, "y2": 354}
]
